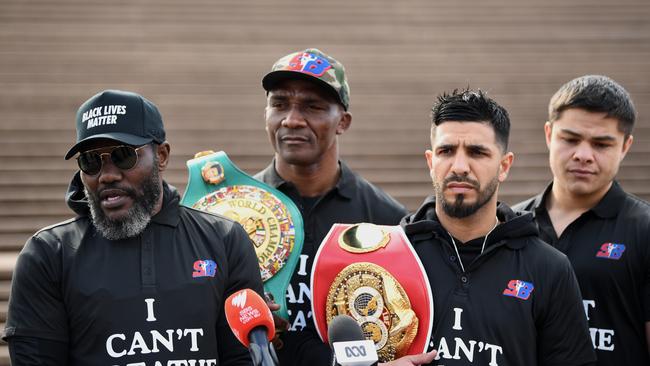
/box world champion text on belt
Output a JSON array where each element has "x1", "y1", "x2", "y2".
[{"x1": 180, "y1": 150, "x2": 304, "y2": 320}]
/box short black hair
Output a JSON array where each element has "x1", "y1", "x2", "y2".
[
  {"x1": 549, "y1": 75, "x2": 636, "y2": 137},
  {"x1": 431, "y1": 89, "x2": 510, "y2": 152}
]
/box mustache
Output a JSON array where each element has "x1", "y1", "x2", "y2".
[
  {"x1": 443, "y1": 174, "x2": 480, "y2": 189},
  {"x1": 88, "y1": 184, "x2": 137, "y2": 199}
]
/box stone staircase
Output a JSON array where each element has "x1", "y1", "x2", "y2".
[{"x1": 0, "y1": 0, "x2": 649, "y2": 363}]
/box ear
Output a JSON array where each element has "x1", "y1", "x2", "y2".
[
  {"x1": 425, "y1": 149, "x2": 434, "y2": 171},
  {"x1": 544, "y1": 121, "x2": 553, "y2": 149},
  {"x1": 620, "y1": 134, "x2": 633, "y2": 161},
  {"x1": 156, "y1": 142, "x2": 171, "y2": 172},
  {"x1": 336, "y1": 111, "x2": 352, "y2": 135},
  {"x1": 498, "y1": 151, "x2": 514, "y2": 183}
]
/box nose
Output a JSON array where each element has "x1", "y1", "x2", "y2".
[
  {"x1": 572, "y1": 141, "x2": 594, "y2": 164},
  {"x1": 450, "y1": 151, "x2": 470, "y2": 176},
  {"x1": 97, "y1": 155, "x2": 123, "y2": 184},
  {"x1": 281, "y1": 105, "x2": 307, "y2": 129}
]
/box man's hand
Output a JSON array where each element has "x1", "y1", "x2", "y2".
[
  {"x1": 378, "y1": 351, "x2": 437, "y2": 366},
  {"x1": 265, "y1": 293, "x2": 290, "y2": 350}
]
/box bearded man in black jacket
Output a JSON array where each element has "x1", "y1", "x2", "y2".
[
  {"x1": 3, "y1": 90, "x2": 264, "y2": 365},
  {"x1": 399, "y1": 89, "x2": 596, "y2": 366}
]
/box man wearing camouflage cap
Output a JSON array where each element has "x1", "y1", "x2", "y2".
[{"x1": 255, "y1": 49, "x2": 414, "y2": 365}]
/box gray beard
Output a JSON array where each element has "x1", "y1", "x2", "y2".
[
  {"x1": 85, "y1": 166, "x2": 162, "y2": 240},
  {"x1": 435, "y1": 174, "x2": 499, "y2": 218}
]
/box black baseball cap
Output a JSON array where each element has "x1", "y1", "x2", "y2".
[{"x1": 64, "y1": 90, "x2": 166, "y2": 159}]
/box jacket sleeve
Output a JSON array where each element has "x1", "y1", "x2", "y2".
[
  {"x1": 3, "y1": 235, "x2": 70, "y2": 364},
  {"x1": 536, "y1": 255, "x2": 596, "y2": 366},
  {"x1": 217, "y1": 222, "x2": 265, "y2": 366},
  {"x1": 8, "y1": 336, "x2": 68, "y2": 365}
]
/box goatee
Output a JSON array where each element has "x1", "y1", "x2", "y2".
[
  {"x1": 435, "y1": 173, "x2": 498, "y2": 218},
  {"x1": 85, "y1": 165, "x2": 162, "y2": 240}
]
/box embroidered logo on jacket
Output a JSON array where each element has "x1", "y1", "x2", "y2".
[
  {"x1": 192, "y1": 259, "x2": 217, "y2": 278},
  {"x1": 595, "y1": 242, "x2": 626, "y2": 260},
  {"x1": 502, "y1": 280, "x2": 534, "y2": 300},
  {"x1": 287, "y1": 52, "x2": 332, "y2": 77}
]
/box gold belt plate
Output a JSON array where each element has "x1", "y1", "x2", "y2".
[
  {"x1": 325, "y1": 262, "x2": 418, "y2": 361},
  {"x1": 193, "y1": 185, "x2": 295, "y2": 281}
]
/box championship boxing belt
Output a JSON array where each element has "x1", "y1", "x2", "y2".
[
  {"x1": 181, "y1": 151, "x2": 304, "y2": 320},
  {"x1": 311, "y1": 223, "x2": 433, "y2": 362}
]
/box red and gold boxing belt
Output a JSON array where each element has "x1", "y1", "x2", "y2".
[{"x1": 311, "y1": 223, "x2": 433, "y2": 362}]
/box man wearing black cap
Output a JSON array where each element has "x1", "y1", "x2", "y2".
[
  {"x1": 4, "y1": 90, "x2": 264, "y2": 365},
  {"x1": 255, "y1": 49, "x2": 417, "y2": 365}
]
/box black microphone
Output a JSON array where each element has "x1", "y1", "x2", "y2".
[{"x1": 328, "y1": 315, "x2": 378, "y2": 366}]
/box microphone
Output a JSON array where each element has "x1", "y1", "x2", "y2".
[
  {"x1": 225, "y1": 289, "x2": 278, "y2": 366},
  {"x1": 328, "y1": 315, "x2": 378, "y2": 366}
]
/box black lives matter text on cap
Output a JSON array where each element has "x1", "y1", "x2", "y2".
[{"x1": 65, "y1": 89, "x2": 166, "y2": 160}]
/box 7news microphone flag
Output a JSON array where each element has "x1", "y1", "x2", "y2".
[{"x1": 225, "y1": 289, "x2": 279, "y2": 366}]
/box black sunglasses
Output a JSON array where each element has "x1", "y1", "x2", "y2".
[{"x1": 77, "y1": 145, "x2": 149, "y2": 175}]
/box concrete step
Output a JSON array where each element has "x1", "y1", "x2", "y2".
[{"x1": 0, "y1": 254, "x2": 17, "y2": 281}]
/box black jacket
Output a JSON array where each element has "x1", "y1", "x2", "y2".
[
  {"x1": 400, "y1": 196, "x2": 596, "y2": 366},
  {"x1": 4, "y1": 172, "x2": 263, "y2": 365}
]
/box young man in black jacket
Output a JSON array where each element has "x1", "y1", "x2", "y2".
[
  {"x1": 400, "y1": 89, "x2": 596, "y2": 365},
  {"x1": 3, "y1": 90, "x2": 264, "y2": 365},
  {"x1": 514, "y1": 75, "x2": 650, "y2": 365}
]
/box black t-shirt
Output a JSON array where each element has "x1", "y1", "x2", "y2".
[
  {"x1": 255, "y1": 161, "x2": 409, "y2": 366},
  {"x1": 402, "y1": 199, "x2": 596, "y2": 366},
  {"x1": 515, "y1": 181, "x2": 650, "y2": 366},
  {"x1": 4, "y1": 182, "x2": 264, "y2": 365}
]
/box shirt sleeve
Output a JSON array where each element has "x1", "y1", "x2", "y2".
[
  {"x1": 3, "y1": 235, "x2": 69, "y2": 344},
  {"x1": 7, "y1": 336, "x2": 68, "y2": 365},
  {"x1": 536, "y1": 255, "x2": 596, "y2": 366},
  {"x1": 217, "y1": 222, "x2": 266, "y2": 366}
]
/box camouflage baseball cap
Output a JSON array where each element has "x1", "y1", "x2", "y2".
[{"x1": 262, "y1": 48, "x2": 350, "y2": 110}]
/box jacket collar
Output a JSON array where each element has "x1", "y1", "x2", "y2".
[
  {"x1": 257, "y1": 159, "x2": 354, "y2": 199},
  {"x1": 402, "y1": 196, "x2": 536, "y2": 251},
  {"x1": 150, "y1": 181, "x2": 180, "y2": 227},
  {"x1": 534, "y1": 180, "x2": 624, "y2": 219}
]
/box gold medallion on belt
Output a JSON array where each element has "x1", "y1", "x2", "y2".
[
  {"x1": 192, "y1": 185, "x2": 295, "y2": 281},
  {"x1": 325, "y1": 261, "x2": 418, "y2": 361}
]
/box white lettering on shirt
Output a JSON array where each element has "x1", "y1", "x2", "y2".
[
  {"x1": 105, "y1": 298, "x2": 211, "y2": 364},
  {"x1": 435, "y1": 337, "x2": 503, "y2": 365},
  {"x1": 296, "y1": 254, "x2": 309, "y2": 276},
  {"x1": 145, "y1": 298, "x2": 157, "y2": 322},
  {"x1": 452, "y1": 307, "x2": 463, "y2": 330},
  {"x1": 582, "y1": 299, "x2": 615, "y2": 351}
]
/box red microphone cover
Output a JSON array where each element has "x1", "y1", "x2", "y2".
[{"x1": 225, "y1": 289, "x2": 276, "y2": 347}]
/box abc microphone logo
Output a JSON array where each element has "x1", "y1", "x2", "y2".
[
  {"x1": 231, "y1": 290, "x2": 247, "y2": 309},
  {"x1": 345, "y1": 344, "x2": 367, "y2": 357},
  {"x1": 333, "y1": 340, "x2": 378, "y2": 366}
]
